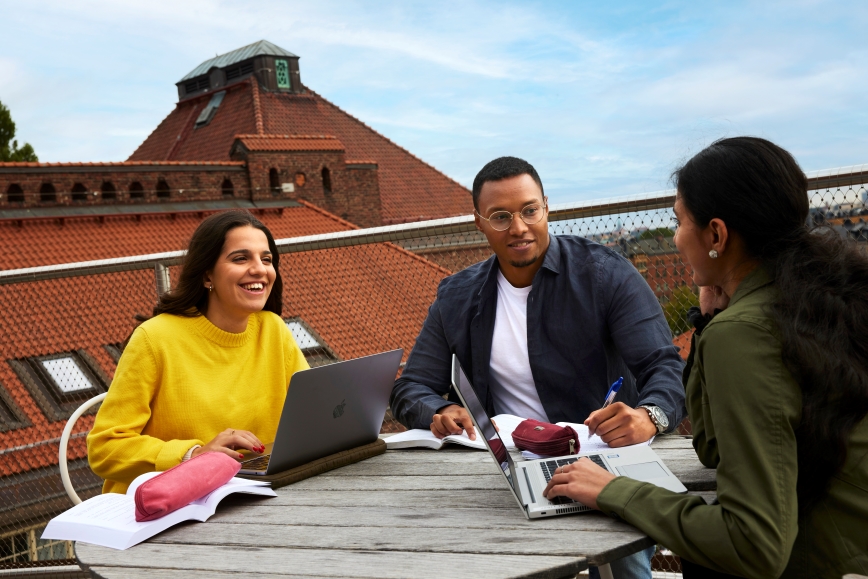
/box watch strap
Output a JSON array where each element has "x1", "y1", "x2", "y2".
[{"x1": 640, "y1": 405, "x2": 667, "y2": 434}]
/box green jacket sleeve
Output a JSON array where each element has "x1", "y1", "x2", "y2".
[{"x1": 597, "y1": 318, "x2": 801, "y2": 578}]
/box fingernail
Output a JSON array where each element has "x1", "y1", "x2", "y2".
[{"x1": 238, "y1": 454, "x2": 244, "y2": 459}]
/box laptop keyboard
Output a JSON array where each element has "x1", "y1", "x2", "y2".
[
  {"x1": 540, "y1": 455, "x2": 608, "y2": 505},
  {"x1": 241, "y1": 454, "x2": 270, "y2": 471}
]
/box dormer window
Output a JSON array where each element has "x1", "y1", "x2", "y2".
[
  {"x1": 285, "y1": 318, "x2": 338, "y2": 366},
  {"x1": 9, "y1": 351, "x2": 109, "y2": 422},
  {"x1": 184, "y1": 77, "x2": 210, "y2": 96},
  {"x1": 225, "y1": 61, "x2": 254, "y2": 82}
]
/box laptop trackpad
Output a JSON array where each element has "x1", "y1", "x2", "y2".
[{"x1": 617, "y1": 461, "x2": 668, "y2": 481}]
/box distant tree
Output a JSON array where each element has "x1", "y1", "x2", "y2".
[
  {"x1": 637, "y1": 227, "x2": 674, "y2": 240},
  {"x1": 663, "y1": 284, "x2": 700, "y2": 336},
  {"x1": 0, "y1": 100, "x2": 38, "y2": 162}
]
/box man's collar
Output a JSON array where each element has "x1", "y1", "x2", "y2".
[{"x1": 540, "y1": 233, "x2": 560, "y2": 275}]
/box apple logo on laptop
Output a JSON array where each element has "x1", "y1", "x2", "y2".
[{"x1": 333, "y1": 399, "x2": 346, "y2": 418}]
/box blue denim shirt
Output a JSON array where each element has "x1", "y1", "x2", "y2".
[{"x1": 390, "y1": 235, "x2": 686, "y2": 431}]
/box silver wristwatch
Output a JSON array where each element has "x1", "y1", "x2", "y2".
[{"x1": 639, "y1": 405, "x2": 669, "y2": 434}]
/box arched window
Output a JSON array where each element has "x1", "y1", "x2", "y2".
[
  {"x1": 269, "y1": 168, "x2": 280, "y2": 195},
  {"x1": 129, "y1": 182, "x2": 144, "y2": 199},
  {"x1": 71, "y1": 183, "x2": 88, "y2": 202},
  {"x1": 221, "y1": 178, "x2": 234, "y2": 197},
  {"x1": 6, "y1": 184, "x2": 24, "y2": 203},
  {"x1": 101, "y1": 181, "x2": 117, "y2": 200},
  {"x1": 321, "y1": 167, "x2": 332, "y2": 194},
  {"x1": 156, "y1": 179, "x2": 171, "y2": 199},
  {"x1": 39, "y1": 183, "x2": 57, "y2": 203}
]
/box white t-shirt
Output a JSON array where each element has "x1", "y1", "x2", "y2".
[{"x1": 488, "y1": 270, "x2": 549, "y2": 421}]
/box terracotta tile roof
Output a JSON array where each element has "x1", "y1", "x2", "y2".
[
  {"x1": 234, "y1": 134, "x2": 345, "y2": 152},
  {"x1": 0, "y1": 161, "x2": 244, "y2": 168},
  {"x1": 129, "y1": 82, "x2": 259, "y2": 163},
  {"x1": 672, "y1": 328, "x2": 694, "y2": 360},
  {"x1": 128, "y1": 79, "x2": 473, "y2": 224},
  {"x1": 0, "y1": 213, "x2": 450, "y2": 475},
  {"x1": 0, "y1": 204, "x2": 352, "y2": 270}
]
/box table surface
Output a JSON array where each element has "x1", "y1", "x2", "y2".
[{"x1": 76, "y1": 435, "x2": 715, "y2": 579}]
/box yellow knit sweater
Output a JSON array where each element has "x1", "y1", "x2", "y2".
[{"x1": 87, "y1": 311, "x2": 309, "y2": 494}]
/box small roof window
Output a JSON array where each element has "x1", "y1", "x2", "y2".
[
  {"x1": 285, "y1": 318, "x2": 338, "y2": 366},
  {"x1": 195, "y1": 91, "x2": 226, "y2": 129},
  {"x1": 41, "y1": 357, "x2": 94, "y2": 393},
  {"x1": 9, "y1": 351, "x2": 109, "y2": 422}
]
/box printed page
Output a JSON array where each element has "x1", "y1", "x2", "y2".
[
  {"x1": 520, "y1": 422, "x2": 653, "y2": 459},
  {"x1": 384, "y1": 428, "x2": 486, "y2": 450}
]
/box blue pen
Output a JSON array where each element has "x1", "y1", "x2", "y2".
[{"x1": 601, "y1": 377, "x2": 624, "y2": 409}]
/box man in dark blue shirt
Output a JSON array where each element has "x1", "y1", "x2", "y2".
[
  {"x1": 390, "y1": 156, "x2": 685, "y2": 579},
  {"x1": 391, "y1": 157, "x2": 685, "y2": 444}
]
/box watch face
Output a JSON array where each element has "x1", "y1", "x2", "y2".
[{"x1": 653, "y1": 407, "x2": 669, "y2": 429}]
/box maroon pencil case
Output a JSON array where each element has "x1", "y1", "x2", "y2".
[
  {"x1": 511, "y1": 419, "x2": 580, "y2": 457},
  {"x1": 134, "y1": 451, "x2": 241, "y2": 522}
]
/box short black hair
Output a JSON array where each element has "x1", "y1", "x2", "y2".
[{"x1": 471, "y1": 156, "x2": 544, "y2": 210}]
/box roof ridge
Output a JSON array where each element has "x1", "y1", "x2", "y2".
[
  {"x1": 303, "y1": 89, "x2": 470, "y2": 194},
  {"x1": 294, "y1": 198, "x2": 359, "y2": 231},
  {"x1": 234, "y1": 134, "x2": 340, "y2": 140},
  {"x1": 251, "y1": 78, "x2": 265, "y2": 135}
]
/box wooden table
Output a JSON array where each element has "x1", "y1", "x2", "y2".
[{"x1": 75, "y1": 435, "x2": 714, "y2": 579}]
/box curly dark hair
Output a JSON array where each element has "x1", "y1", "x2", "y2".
[
  {"x1": 471, "y1": 156, "x2": 544, "y2": 210},
  {"x1": 154, "y1": 210, "x2": 283, "y2": 318},
  {"x1": 673, "y1": 136, "x2": 868, "y2": 514}
]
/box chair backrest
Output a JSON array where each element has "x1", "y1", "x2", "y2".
[{"x1": 59, "y1": 392, "x2": 106, "y2": 504}]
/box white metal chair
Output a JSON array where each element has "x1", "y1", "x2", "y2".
[{"x1": 59, "y1": 392, "x2": 106, "y2": 504}]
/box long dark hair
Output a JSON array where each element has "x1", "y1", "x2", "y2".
[
  {"x1": 154, "y1": 210, "x2": 283, "y2": 317},
  {"x1": 674, "y1": 136, "x2": 868, "y2": 514}
]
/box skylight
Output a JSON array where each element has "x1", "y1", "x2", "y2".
[
  {"x1": 40, "y1": 357, "x2": 94, "y2": 393},
  {"x1": 286, "y1": 320, "x2": 321, "y2": 350},
  {"x1": 284, "y1": 318, "x2": 339, "y2": 366},
  {"x1": 195, "y1": 91, "x2": 226, "y2": 128}
]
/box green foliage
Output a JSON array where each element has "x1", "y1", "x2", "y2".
[
  {"x1": 637, "y1": 227, "x2": 674, "y2": 240},
  {"x1": 664, "y1": 284, "x2": 699, "y2": 336},
  {"x1": 0, "y1": 100, "x2": 38, "y2": 162}
]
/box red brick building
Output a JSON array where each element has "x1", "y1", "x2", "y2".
[{"x1": 1, "y1": 40, "x2": 472, "y2": 228}]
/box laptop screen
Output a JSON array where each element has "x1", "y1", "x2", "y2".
[{"x1": 450, "y1": 355, "x2": 525, "y2": 508}]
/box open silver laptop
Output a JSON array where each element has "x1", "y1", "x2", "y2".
[
  {"x1": 450, "y1": 355, "x2": 686, "y2": 519},
  {"x1": 239, "y1": 349, "x2": 403, "y2": 475}
]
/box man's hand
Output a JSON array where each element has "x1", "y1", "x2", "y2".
[
  {"x1": 584, "y1": 402, "x2": 657, "y2": 447},
  {"x1": 542, "y1": 456, "x2": 615, "y2": 509},
  {"x1": 431, "y1": 405, "x2": 476, "y2": 440}
]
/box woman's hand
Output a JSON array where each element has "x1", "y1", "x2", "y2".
[
  {"x1": 699, "y1": 285, "x2": 730, "y2": 316},
  {"x1": 542, "y1": 457, "x2": 616, "y2": 510},
  {"x1": 192, "y1": 429, "x2": 265, "y2": 460}
]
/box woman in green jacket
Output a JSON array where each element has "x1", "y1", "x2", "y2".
[{"x1": 544, "y1": 137, "x2": 868, "y2": 578}]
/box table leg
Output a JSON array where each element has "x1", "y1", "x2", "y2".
[{"x1": 598, "y1": 563, "x2": 614, "y2": 579}]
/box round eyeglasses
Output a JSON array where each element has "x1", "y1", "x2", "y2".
[{"x1": 476, "y1": 203, "x2": 547, "y2": 231}]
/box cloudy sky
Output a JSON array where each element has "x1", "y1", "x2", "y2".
[{"x1": 2, "y1": 0, "x2": 866, "y2": 203}]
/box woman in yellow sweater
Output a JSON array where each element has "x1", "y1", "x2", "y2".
[{"x1": 88, "y1": 210, "x2": 309, "y2": 493}]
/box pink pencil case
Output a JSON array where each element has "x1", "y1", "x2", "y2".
[{"x1": 134, "y1": 451, "x2": 240, "y2": 522}]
